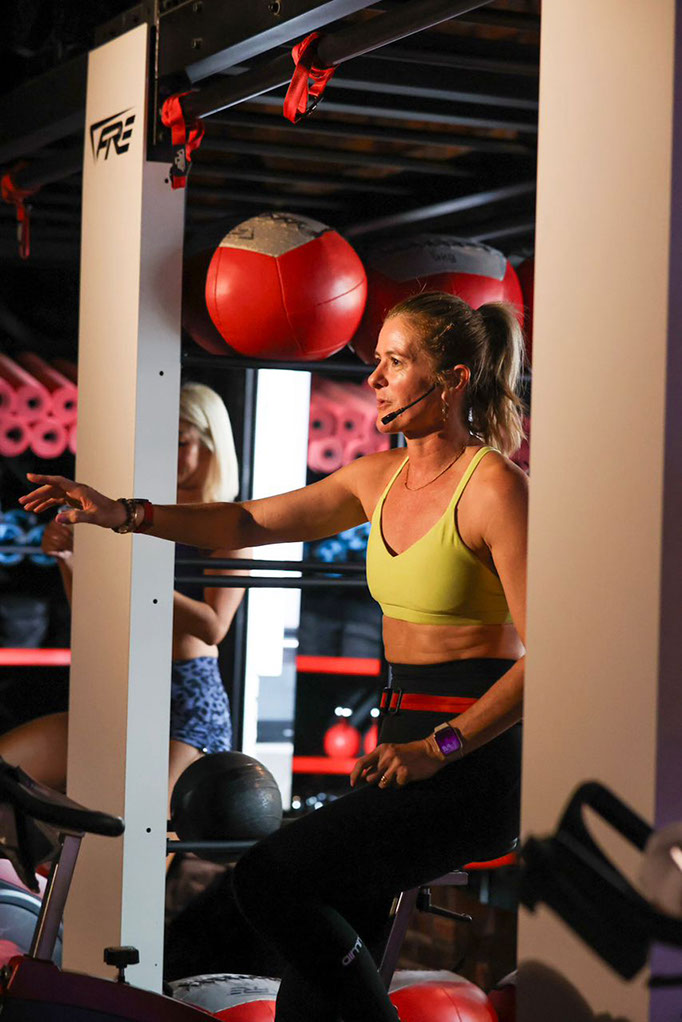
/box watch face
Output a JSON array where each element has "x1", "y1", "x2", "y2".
[{"x1": 436, "y1": 727, "x2": 462, "y2": 757}]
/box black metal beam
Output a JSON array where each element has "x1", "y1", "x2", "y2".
[
  {"x1": 345, "y1": 180, "x2": 536, "y2": 237},
  {"x1": 8, "y1": 149, "x2": 83, "y2": 193},
  {"x1": 367, "y1": 38, "x2": 539, "y2": 78},
  {"x1": 176, "y1": 557, "x2": 365, "y2": 573},
  {"x1": 160, "y1": 0, "x2": 381, "y2": 82},
  {"x1": 212, "y1": 110, "x2": 533, "y2": 156},
  {"x1": 0, "y1": 55, "x2": 87, "y2": 166},
  {"x1": 454, "y1": 7, "x2": 540, "y2": 33},
  {"x1": 199, "y1": 135, "x2": 473, "y2": 176},
  {"x1": 246, "y1": 89, "x2": 538, "y2": 133},
  {"x1": 166, "y1": 839, "x2": 254, "y2": 857},
  {"x1": 188, "y1": 187, "x2": 345, "y2": 211},
  {"x1": 375, "y1": 1, "x2": 540, "y2": 34},
  {"x1": 330, "y1": 56, "x2": 538, "y2": 111},
  {"x1": 468, "y1": 217, "x2": 536, "y2": 244},
  {"x1": 180, "y1": 0, "x2": 494, "y2": 120},
  {"x1": 191, "y1": 161, "x2": 412, "y2": 196},
  {"x1": 182, "y1": 352, "x2": 371, "y2": 375},
  {"x1": 175, "y1": 576, "x2": 368, "y2": 589}
]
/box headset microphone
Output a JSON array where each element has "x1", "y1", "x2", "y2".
[{"x1": 380, "y1": 384, "x2": 437, "y2": 425}]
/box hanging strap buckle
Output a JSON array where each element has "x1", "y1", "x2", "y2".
[
  {"x1": 1, "y1": 166, "x2": 36, "y2": 260},
  {"x1": 160, "y1": 92, "x2": 205, "y2": 190},
  {"x1": 283, "y1": 32, "x2": 336, "y2": 124}
]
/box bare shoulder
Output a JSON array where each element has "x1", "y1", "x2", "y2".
[
  {"x1": 342, "y1": 447, "x2": 407, "y2": 516},
  {"x1": 469, "y1": 449, "x2": 528, "y2": 537},
  {"x1": 475, "y1": 448, "x2": 528, "y2": 500}
]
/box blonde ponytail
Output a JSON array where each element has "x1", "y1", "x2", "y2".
[{"x1": 472, "y1": 302, "x2": 525, "y2": 456}]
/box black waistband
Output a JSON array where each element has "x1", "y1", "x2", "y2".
[{"x1": 388, "y1": 657, "x2": 516, "y2": 700}]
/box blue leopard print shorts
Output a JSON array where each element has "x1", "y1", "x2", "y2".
[{"x1": 170, "y1": 656, "x2": 232, "y2": 753}]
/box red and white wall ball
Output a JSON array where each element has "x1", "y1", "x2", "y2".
[
  {"x1": 205, "y1": 213, "x2": 367, "y2": 361},
  {"x1": 352, "y1": 235, "x2": 524, "y2": 363}
]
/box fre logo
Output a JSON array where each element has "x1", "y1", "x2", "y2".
[{"x1": 90, "y1": 109, "x2": 136, "y2": 160}]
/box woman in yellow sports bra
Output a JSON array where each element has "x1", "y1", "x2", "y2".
[{"x1": 21, "y1": 291, "x2": 528, "y2": 1022}]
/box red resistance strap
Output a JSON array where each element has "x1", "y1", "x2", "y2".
[
  {"x1": 161, "y1": 93, "x2": 205, "y2": 190},
  {"x1": 284, "y1": 32, "x2": 337, "y2": 124},
  {"x1": 379, "y1": 689, "x2": 478, "y2": 716},
  {"x1": 1, "y1": 169, "x2": 36, "y2": 260}
]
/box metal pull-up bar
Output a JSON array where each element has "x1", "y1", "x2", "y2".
[{"x1": 180, "y1": 0, "x2": 494, "y2": 121}]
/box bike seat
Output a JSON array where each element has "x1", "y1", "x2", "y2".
[
  {"x1": 0, "y1": 758, "x2": 124, "y2": 891},
  {"x1": 0, "y1": 758, "x2": 124, "y2": 838}
]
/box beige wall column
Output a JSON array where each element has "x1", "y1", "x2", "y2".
[
  {"x1": 519, "y1": 2, "x2": 682, "y2": 1019},
  {"x1": 64, "y1": 25, "x2": 184, "y2": 991}
]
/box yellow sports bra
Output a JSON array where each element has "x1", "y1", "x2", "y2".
[{"x1": 366, "y1": 446, "x2": 512, "y2": 627}]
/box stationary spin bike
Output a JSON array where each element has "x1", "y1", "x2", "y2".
[{"x1": 0, "y1": 756, "x2": 215, "y2": 1020}]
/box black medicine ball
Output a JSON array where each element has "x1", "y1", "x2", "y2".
[{"x1": 170, "y1": 752, "x2": 282, "y2": 852}]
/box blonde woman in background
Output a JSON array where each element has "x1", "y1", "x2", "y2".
[{"x1": 0, "y1": 382, "x2": 249, "y2": 800}]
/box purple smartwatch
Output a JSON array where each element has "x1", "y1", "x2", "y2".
[{"x1": 432, "y1": 722, "x2": 465, "y2": 760}]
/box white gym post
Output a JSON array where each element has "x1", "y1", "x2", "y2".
[
  {"x1": 64, "y1": 24, "x2": 184, "y2": 989},
  {"x1": 519, "y1": 2, "x2": 682, "y2": 1019}
]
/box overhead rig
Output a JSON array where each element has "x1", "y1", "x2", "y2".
[{"x1": 0, "y1": 0, "x2": 538, "y2": 264}]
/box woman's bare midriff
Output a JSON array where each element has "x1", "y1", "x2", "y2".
[
  {"x1": 172, "y1": 634, "x2": 219, "y2": 661},
  {"x1": 382, "y1": 618, "x2": 524, "y2": 665}
]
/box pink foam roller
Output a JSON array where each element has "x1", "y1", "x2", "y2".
[
  {"x1": 308, "y1": 435, "x2": 344, "y2": 474},
  {"x1": 17, "y1": 353, "x2": 77, "y2": 425},
  {"x1": 30, "y1": 418, "x2": 68, "y2": 459},
  {"x1": 0, "y1": 416, "x2": 30, "y2": 457},
  {"x1": 68, "y1": 421, "x2": 77, "y2": 455},
  {"x1": 316, "y1": 379, "x2": 375, "y2": 440},
  {"x1": 0, "y1": 355, "x2": 51, "y2": 422},
  {"x1": 0, "y1": 377, "x2": 17, "y2": 417},
  {"x1": 309, "y1": 395, "x2": 338, "y2": 440}
]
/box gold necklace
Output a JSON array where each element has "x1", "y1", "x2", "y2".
[{"x1": 403, "y1": 443, "x2": 468, "y2": 492}]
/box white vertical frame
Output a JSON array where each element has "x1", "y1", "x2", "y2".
[
  {"x1": 519, "y1": 2, "x2": 681, "y2": 1019},
  {"x1": 65, "y1": 24, "x2": 184, "y2": 990}
]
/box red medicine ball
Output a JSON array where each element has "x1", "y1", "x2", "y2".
[
  {"x1": 390, "y1": 979, "x2": 498, "y2": 1022},
  {"x1": 352, "y1": 235, "x2": 523, "y2": 364},
  {"x1": 183, "y1": 247, "x2": 237, "y2": 356},
  {"x1": 206, "y1": 213, "x2": 367, "y2": 360}
]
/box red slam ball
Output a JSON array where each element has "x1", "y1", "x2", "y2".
[
  {"x1": 352, "y1": 235, "x2": 523, "y2": 364},
  {"x1": 323, "y1": 722, "x2": 361, "y2": 758},
  {"x1": 390, "y1": 980, "x2": 498, "y2": 1022},
  {"x1": 205, "y1": 213, "x2": 367, "y2": 360}
]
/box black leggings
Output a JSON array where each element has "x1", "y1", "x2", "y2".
[{"x1": 233, "y1": 658, "x2": 521, "y2": 1022}]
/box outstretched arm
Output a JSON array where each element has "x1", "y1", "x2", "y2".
[{"x1": 21, "y1": 461, "x2": 369, "y2": 551}]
